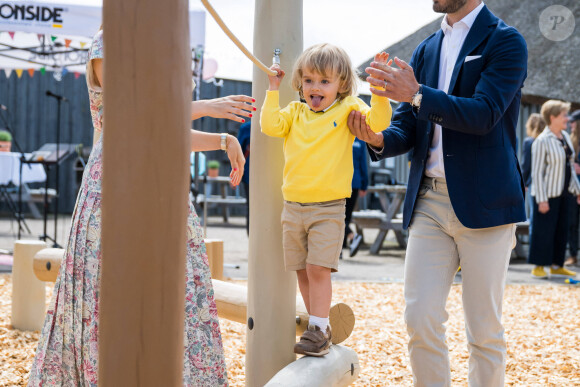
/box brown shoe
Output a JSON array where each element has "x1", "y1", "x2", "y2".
[
  {"x1": 565, "y1": 256, "x2": 578, "y2": 266},
  {"x1": 294, "y1": 325, "x2": 332, "y2": 357}
]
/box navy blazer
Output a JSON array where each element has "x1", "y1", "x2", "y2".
[{"x1": 370, "y1": 5, "x2": 527, "y2": 229}]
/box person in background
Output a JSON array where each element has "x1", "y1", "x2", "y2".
[
  {"x1": 521, "y1": 113, "x2": 546, "y2": 235},
  {"x1": 566, "y1": 109, "x2": 580, "y2": 266},
  {"x1": 529, "y1": 100, "x2": 580, "y2": 279},
  {"x1": 237, "y1": 121, "x2": 251, "y2": 235},
  {"x1": 344, "y1": 137, "x2": 368, "y2": 257}
]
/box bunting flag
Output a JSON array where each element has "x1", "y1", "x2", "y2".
[
  {"x1": 80, "y1": 42, "x2": 87, "y2": 49},
  {"x1": 4, "y1": 69, "x2": 13, "y2": 78},
  {"x1": 40, "y1": 67, "x2": 46, "y2": 75},
  {"x1": 74, "y1": 72, "x2": 81, "y2": 79},
  {"x1": 37, "y1": 34, "x2": 44, "y2": 42},
  {"x1": 27, "y1": 69, "x2": 35, "y2": 78},
  {"x1": 62, "y1": 68, "x2": 69, "y2": 76},
  {"x1": 65, "y1": 39, "x2": 72, "y2": 48},
  {"x1": 15, "y1": 69, "x2": 23, "y2": 78},
  {"x1": 8, "y1": 32, "x2": 15, "y2": 39},
  {"x1": 51, "y1": 36, "x2": 57, "y2": 42}
]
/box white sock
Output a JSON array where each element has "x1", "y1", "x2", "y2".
[{"x1": 309, "y1": 315, "x2": 329, "y2": 331}]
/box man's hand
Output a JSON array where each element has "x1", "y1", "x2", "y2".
[
  {"x1": 538, "y1": 201, "x2": 550, "y2": 214},
  {"x1": 347, "y1": 110, "x2": 384, "y2": 149},
  {"x1": 366, "y1": 56, "x2": 420, "y2": 103}
]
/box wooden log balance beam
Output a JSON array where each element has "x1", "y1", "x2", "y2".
[
  {"x1": 32, "y1": 248, "x2": 355, "y2": 343},
  {"x1": 265, "y1": 344, "x2": 360, "y2": 386}
]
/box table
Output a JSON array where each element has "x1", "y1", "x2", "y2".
[
  {"x1": 351, "y1": 184, "x2": 407, "y2": 254},
  {"x1": 0, "y1": 152, "x2": 46, "y2": 186},
  {"x1": 0, "y1": 152, "x2": 49, "y2": 219},
  {"x1": 195, "y1": 176, "x2": 247, "y2": 232}
]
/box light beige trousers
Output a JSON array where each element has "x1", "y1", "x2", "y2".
[{"x1": 404, "y1": 178, "x2": 516, "y2": 387}]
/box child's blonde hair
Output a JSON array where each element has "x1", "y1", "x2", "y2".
[{"x1": 291, "y1": 43, "x2": 357, "y2": 101}]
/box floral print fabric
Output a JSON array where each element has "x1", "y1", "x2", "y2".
[
  {"x1": 28, "y1": 31, "x2": 228, "y2": 386},
  {"x1": 86, "y1": 30, "x2": 104, "y2": 133}
]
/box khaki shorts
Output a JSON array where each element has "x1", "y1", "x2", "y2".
[{"x1": 281, "y1": 199, "x2": 346, "y2": 272}]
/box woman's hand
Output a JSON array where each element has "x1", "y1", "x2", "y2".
[
  {"x1": 268, "y1": 64, "x2": 285, "y2": 91},
  {"x1": 225, "y1": 135, "x2": 245, "y2": 186},
  {"x1": 538, "y1": 201, "x2": 550, "y2": 214},
  {"x1": 192, "y1": 95, "x2": 255, "y2": 122}
]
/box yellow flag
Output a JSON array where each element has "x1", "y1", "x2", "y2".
[{"x1": 15, "y1": 69, "x2": 23, "y2": 78}]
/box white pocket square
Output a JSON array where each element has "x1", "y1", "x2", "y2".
[{"x1": 465, "y1": 55, "x2": 482, "y2": 62}]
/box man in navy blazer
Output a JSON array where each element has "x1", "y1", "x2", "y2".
[{"x1": 349, "y1": 0, "x2": 527, "y2": 385}]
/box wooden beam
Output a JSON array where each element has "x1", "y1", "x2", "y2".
[
  {"x1": 213, "y1": 280, "x2": 354, "y2": 341},
  {"x1": 32, "y1": 249, "x2": 356, "y2": 342},
  {"x1": 265, "y1": 345, "x2": 360, "y2": 387},
  {"x1": 99, "y1": 0, "x2": 190, "y2": 384}
]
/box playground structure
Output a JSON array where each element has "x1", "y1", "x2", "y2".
[
  {"x1": 12, "y1": 240, "x2": 360, "y2": 385},
  {"x1": 26, "y1": 245, "x2": 356, "y2": 342},
  {"x1": 9, "y1": 0, "x2": 361, "y2": 385}
]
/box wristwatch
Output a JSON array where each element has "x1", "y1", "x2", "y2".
[
  {"x1": 220, "y1": 133, "x2": 228, "y2": 151},
  {"x1": 411, "y1": 85, "x2": 423, "y2": 112}
]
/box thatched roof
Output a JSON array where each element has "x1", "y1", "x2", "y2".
[{"x1": 358, "y1": 0, "x2": 580, "y2": 105}]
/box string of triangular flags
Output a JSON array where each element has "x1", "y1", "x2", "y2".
[
  {"x1": 0, "y1": 30, "x2": 89, "y2": 79},
  {"x1": 1, "y1": 30, "x2": 89, "y2": 48},
  {"x1": 1, "y1": 67, "x2": 82, "y2": 79}
]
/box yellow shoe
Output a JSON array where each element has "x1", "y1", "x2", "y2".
[
  {"x1": 550, "y1": 266, "x2": 577, "y2": 277},
  {"x1": 531, "y1": 266, "x2": 547, "y2": 278}
]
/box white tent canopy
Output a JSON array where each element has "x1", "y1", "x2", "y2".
[{"x1": 0, "y1": 0, "x2": 205, "y2": 71}]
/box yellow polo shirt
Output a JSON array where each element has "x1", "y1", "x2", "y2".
[{"x1": 260, "y1": 90, "x2": 391, "y2": 203}]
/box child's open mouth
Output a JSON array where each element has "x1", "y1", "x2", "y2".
[{"x1": 311, "y1": 95, "x2": 323, "y2": 109}]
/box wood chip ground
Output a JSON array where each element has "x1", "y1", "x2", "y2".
[{"x1": 1, "y1": 275, "x2": 578, "y2": 386}]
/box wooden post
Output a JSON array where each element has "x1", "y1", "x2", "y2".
[
  {"x1": 247, "y1": 3, "x2": 303, "y2": 384},
  {"x1": 11, "y1": 240, "x2": 47, "y2": 331},
  {"x1": 205, "y1": 238, "x2": 224, "y2": 280},
  {"x1": 99, "y1": 0, "x2": 190, "y2": 384}
]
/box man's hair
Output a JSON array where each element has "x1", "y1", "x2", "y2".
[
  {"x1": 541, "y1": 100, "x2": 571, "y2": 125},
  {"x1": 291, "y1": 43, "x2": 358, "y2": 100},
  {"x1": 525, "y1": 113, "x2": 546, "y2": 139}
]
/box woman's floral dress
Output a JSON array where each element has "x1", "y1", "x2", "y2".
[{"x1": 28, "y1": 30, "x2": 228, "y2": 386}]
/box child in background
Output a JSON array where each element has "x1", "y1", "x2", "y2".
[{"x1": 260, "y1": 44, "x2": 392, "y2": 356}]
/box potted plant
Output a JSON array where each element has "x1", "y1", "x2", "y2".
[
  {"x1": 0, "y1": 130, "x2": 12, "y2": 152},
  {"x1": 207, "y1": 160, "x2": 220, "y2": 178}
]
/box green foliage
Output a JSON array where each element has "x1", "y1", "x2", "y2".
[
  {"x1": 0, "y1": 130, "x2": 12, "y2": 142},
  {"x1": 207, "y1": 160, "x2": 220, "y2": 169}
]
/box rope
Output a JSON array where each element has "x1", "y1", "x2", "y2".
[{"x1": 200, "y1": 0, "x2": 277, "y2": 76}]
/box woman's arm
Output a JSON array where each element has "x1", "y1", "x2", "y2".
[
  {"x1": 92, "y1": 58, "x2": 103, "y2": 146},
  {"x1": 190, "y1": 130, "x2": 245, "y2": 186},
  {"x1": 191, "y1": 95, "x2": 255, "y2": 122}
]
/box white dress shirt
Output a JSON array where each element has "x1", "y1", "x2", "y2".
[{"x1": 424, "y1": 2, "x2": 485, "y2": 178}]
